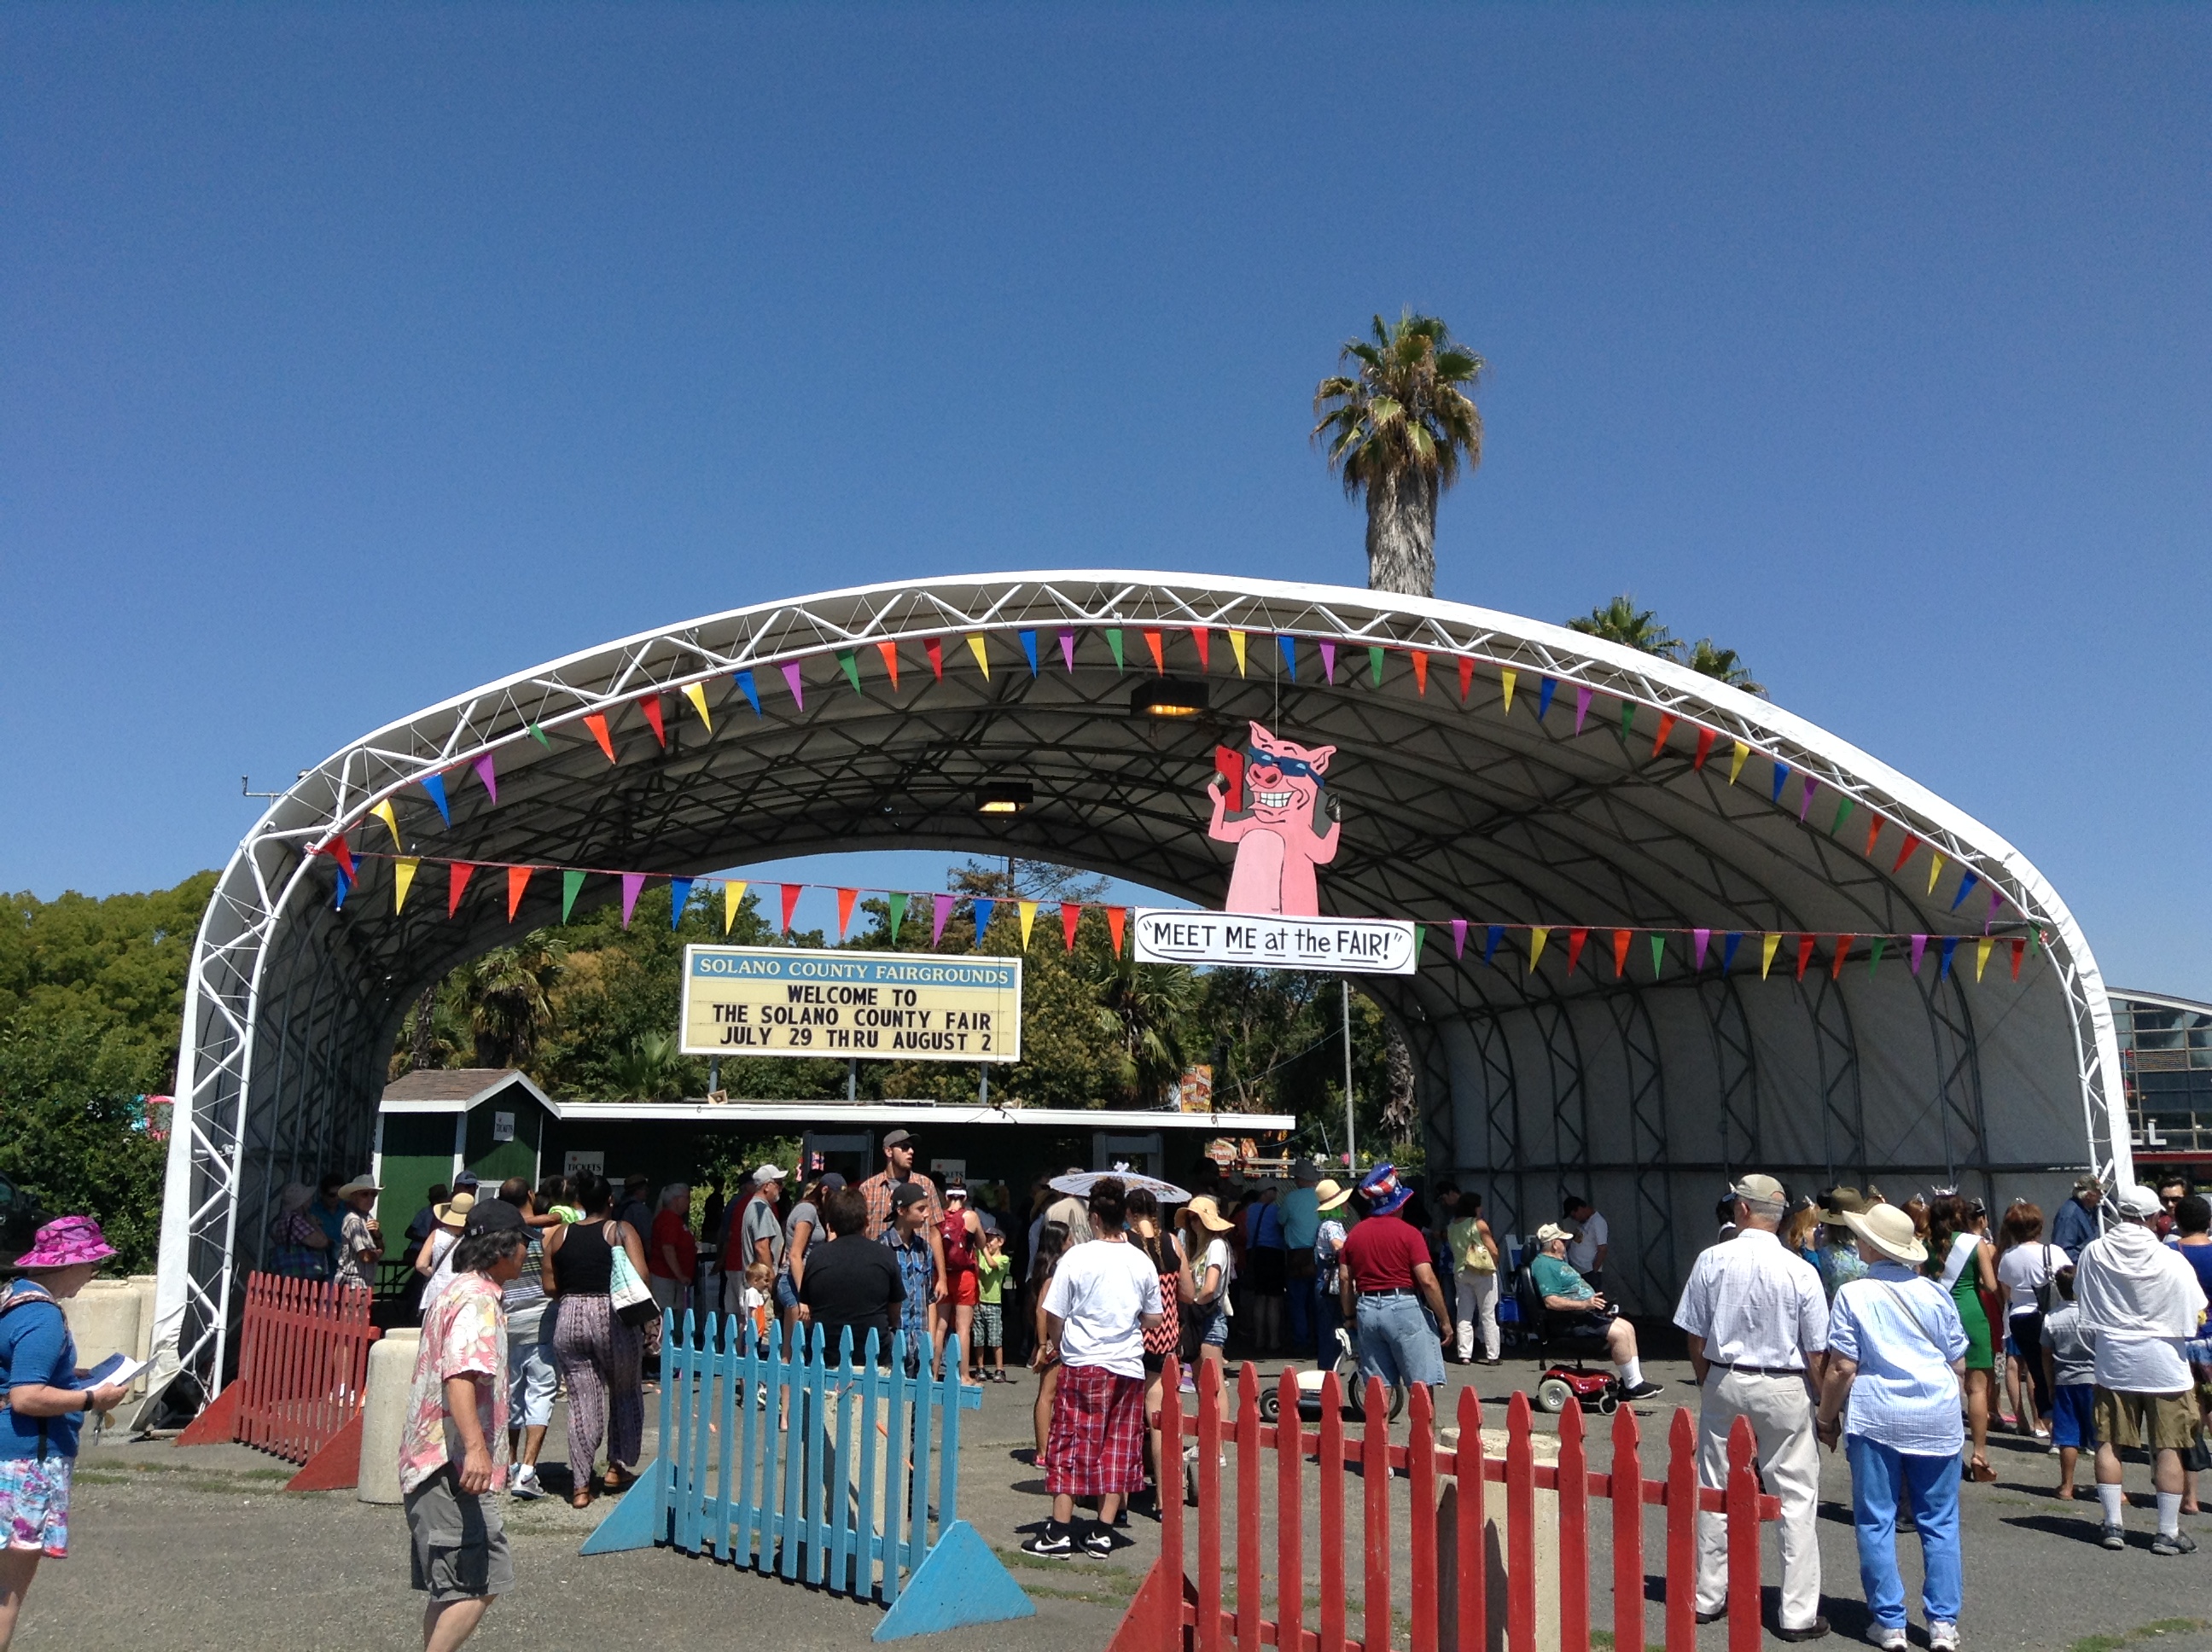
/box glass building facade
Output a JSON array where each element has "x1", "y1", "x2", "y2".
[{"x1": 2114, "y1": 990, "x2": 2212, "y2": 1166}]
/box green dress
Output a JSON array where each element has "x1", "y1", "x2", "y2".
[{"x1": 1935, "y1": 1231, "x2": 1994, "y2": 1370}]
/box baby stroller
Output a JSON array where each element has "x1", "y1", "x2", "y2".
[{"x1": 1254, "y1": 1326, "x2": 1409, "y2": 1425}]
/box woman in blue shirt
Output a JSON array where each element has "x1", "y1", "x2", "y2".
[{"x1": 1, "y1": 1217, "x2": 134, "y2": 1645}]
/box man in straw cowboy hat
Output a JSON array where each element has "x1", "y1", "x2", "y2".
[
  {"x1": 2075, "y1": 1181, "x2": 2208, "y2": 1556},
  {"x1": 330, "y1": 1175, "x2": 385, "y2": 1294},
  {"x1": 1815, "y1": 1200, "x2": 1969, "y2": 1652},
  {"x1": 1675, "y1": 1173, "x2": 1831, "y2": 1641}
]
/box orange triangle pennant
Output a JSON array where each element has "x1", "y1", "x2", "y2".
[
  {"x1": 836, "y1": 887, "x2": 858, "y2": 939},
  {"x1": 876, "y1": 640, "x2": 899, "y2": 690},
  {"x1": 1106, "y1": 906, "x2": 1126, "y2": 955},
  {"x1": 507, "y1": 864, "x2": 533, "y2": 921},
  {"x1": 1410, "y1": 650, "x2": 1429, "y2": 695},
  {"x1": 1611, "y1": 928, "x2": 1632, "y2": 978},
  {"x1": 583, "y1": 713, "x2": 616, "y2": 763}
]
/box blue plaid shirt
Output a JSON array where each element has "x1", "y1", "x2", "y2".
[{"x1": 881, "y1": 1228, "x2": 934, "y2": 1364}]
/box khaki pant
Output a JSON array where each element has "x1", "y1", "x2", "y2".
[{"x1": 1695, "y1": 1368, "x2": 1821, "y2": 1630}]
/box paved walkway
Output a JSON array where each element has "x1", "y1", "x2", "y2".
[{"x1": 26, "y1": 1354, "x2": 2212, "y2": 1650}]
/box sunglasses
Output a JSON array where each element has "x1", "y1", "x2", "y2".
[{"x1": 1247, "y1": 749, "x2": 1324, "y2": 783}]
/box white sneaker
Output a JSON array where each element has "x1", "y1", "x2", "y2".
[
  {"x1": 1929, "y1": 1620, "x2": 1959, "y2": 1651},
  {"x1": 513, "y1": 1464, "x2": 547, "y2": 1499},
  {"x1": 1866, "y1": 1626, "x2": 1907, "y2": 1650}
]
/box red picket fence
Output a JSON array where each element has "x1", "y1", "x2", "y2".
[
  {"x1": 176, "y1": 1271, "x2": 381, "y2": 1490},
  {"x1": 1111, "y1": 1359, "x2": 1779, "y2": 1652}
]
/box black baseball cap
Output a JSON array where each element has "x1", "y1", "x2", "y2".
[{"x1": 891, "y1": 1181, "x2": 929, "y2": 1210}]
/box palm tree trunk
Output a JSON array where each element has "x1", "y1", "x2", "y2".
[
  {"x1": 1364, "y1": 467, "x2": 1437, "y2": 598},
  {"x1": 410, "y1": 985, "x2": 438, "y2": 1071},
  {"x1": 1381, "y1": 1024, "x2": 1417, "y2": 1141}
]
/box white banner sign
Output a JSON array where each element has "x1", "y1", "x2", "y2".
[{"x1": 1130, "y1": 908, "x2": 1417, "y2": 974}]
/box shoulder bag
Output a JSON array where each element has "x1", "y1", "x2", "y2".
[{"x1": 607, "y1": 1224, "x2": 660, "y2": 1329}]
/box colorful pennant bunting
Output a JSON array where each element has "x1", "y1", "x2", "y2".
[
  {"x1": 583, "y1": 713, "x2": 616, "y2": 763},
  {"x1": 1723, "y1": 932, "x2": 1743, "y2": 973},
  {"x1": 1891, "y1": 834, "x2": 1922, "y2": 874},
  {"x1": 1061, "y1": 902, "x2": 1081, "y2": 951},
  {"x1": 1949, "y1": 871, "x2": 1980, "y2": 913},
  {"x1": 931, "y1": 894, "x2": 953, "y2": 945},
  {"x1": 1106, "y1": 906, "x2": 1126, "y2": 955},
  {"x1": 1229, "y1": 631, "x2": 1248, "y2": 676},
  {"x1": 926, "y1": 638, "x2": 944, "y2": 681},
  {"x1": 1411, "y1": 650, "x2": 1429, "y2": 695},
  {"x1": 371, "y1": 800, "x2": 402, "y2": 850},
  {"x1": 878, "y1": 641, "x2": 901, "y2": 690},
  {"x1": 1278, "y1": 634, "x2": 1296, "y2": 682},
  {"x1": 393, "y1": 857, "x2": 419, "y2": 913},
  {"x1": 1369, "y1": 645, "x2": 1384, "y2": 688},
  {"x1": 1794, "y1": 934, "x2": 1815, "y2": 980},
  {"x1": 838, "y1": 650, "x2": 863, "y2": 695},
  {"x1": 683, "y1": 681, "x2": 713, "y2": 732},
  {"x1": 1692, "y1": 928, "x2": 1711, "y2": 970},
  {"x1": 639, "y1": 695, "x2": 667, "y2": 748},
  {"x1": 1144, "y1": 630, "x2": 1164, "y2": 674},
  {"x1": 1107, "y1": 630, "x2": 1126, "y2": 672},
  {"x1": 780, "y1": 883, "x2": 802, "y2": 934},
  {"x1": 1450, "y1": 916, "x2": 1467, "y2": 958},
  {"x1": 1926, "y1": 852, "x2": 1946, "y2": 895},
  {"x1": 973, "y1": 898, "x2": 994, "y2": 941},
  {"x1": 724, "y1": 879, "x2": 747, "y2": 934},
  {"x1": 836, "y1": 887, "x2": 857, "y2": 939},
  {"x1": 1565, "y1": 927, "x2": 1587, "y2": 975},
  {"x1": 1058, "y1": 631, "x2": 1076, "y2": 674},
  {"x1": 1484, "y1": 925, "x2": 1503, "y2": 965},
  {"x1": 1938, "y1": 936, "x2": 1958, "y2": 980},
  {"x1": 326, "y1": 834, "x2": 358, "y2": 881},
  {"x1": 1575, "y1": 685, "x2": 1592, "y2": 734},
  {"x1": 1537, "y1": 677, "x2": 1557, "y2": 721},
  {"x1": 1974, "y1": 936, "x2": 1994, "y2": 982},
  {"x1": 735, "y1": 670, "x2": 762, "y2": 716},
  {"x1": 781, "y1": 661, "x2": 806, "y2": 707},
  {"x1": 619, "y1": 871, "x2": 644, "y2": 928},
  {"x1": 1728, "y1": 742, "x2": 1750, "y2": 784},
  {"x1": 564, "y1": 869, "x2": 585, "y2": 924},
  {"x1": 886, "y1": 891, "x2": 906, "y2": 935},
  {"x1": 422, "y1": 771, "x2": 452, "y2": 823},
  {"x1": 448, "y1": 861, "x2": 474, "y2": 916},
  {"x1": 1650, "y1": 713, "x2": 1676, "y2": 757},
  {"x1": 1611, "y1": 928, "x2": 1632, "y2": 978},
  {"x1": 1829, "y1": 935, "x2": 1851, "y2": 980},
  {"x1": 1458, "y1": 656, "x2": 1475, "y2": 702},
  {"x1": 1693, "y1": 728, "x2": 1716, "y2": 771},
  {"x1": 1528, "y1": 927, "x2": 1549, "y2": 972},
  {"x1": 1319, "y1": 641, "x2": 1337, "y2": 683},
  {"x1": 1191, "y1": 627, "x2": 1210, "y2": 671},
  {"x1": 1020, "y1": 631, "x2": 1039, "y2": 678},
  {"x1": 1760, "y1": 932, "x2": 1781, "y2": 979},
  {"x1": 2010, "y1": 938, "x2": 2025, "y2": 980},
  {"x1": 668, "y1": 875, "x2": 691, "y2": 927},
  {"x1": 1797, "y1": 776, "x2": 1818, "y2": 823},
  {"x1": 509, "y1": 864, "x2": 533, "y2": 921},
  {"x1": 1868, "y1": 937, "x2": 1886, "y2": 976},
  {"x1": 1018, "y1": 900, "x2": 1038, "y2": 947},
  {"x1": 1909, "y1": 934, "x2": 1929, "y2": 974},
  {"x1": 1770, "y1": 762, "x2": 1791, "y2": 805},
  {"x1": 1499, "y1": 669, "x2": 1516, "y2": 714},
  {"x1": 1650, "y1": 934, "x2": 1665, "y2": 976}
]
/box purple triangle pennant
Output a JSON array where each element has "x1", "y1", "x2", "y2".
[
  {"x1": 1450, "y1": 917, "x2": 1467, "y2": 958},
  {"x1": 931, "y1": 893, "x2": 954, "y2": 946},
  {"x1": 1909, "y1": 934, "x2": 1928, "y2": 974},
  {"x1": 620, "y1": 872, "x2": 646, "y2": 928},
  {"x1": 1797, "y1": 775, "x2": 1818, "y2": 823},
  {"x1": 1574, "y1": 686, "x2": 1592, "y2": 734},
  {"x1": 472, "y1": 753, "x2": 498, "y2": 805},
  {"x1": 1059, "y1": 631, "x2": 1077, "y2": 672},
  {"x1": 780, "y1": 661, "x2": 805, "y2": 709},
  {"x1": 1988, "y1": 887, "x2": 2004, "y2": 919},
  {"x1": 1319, "y1": 641, "x2": 1337, "y2": 683},
  {"x1": 1693, "y1": 928, "x2": 1711, "y2": 970}
]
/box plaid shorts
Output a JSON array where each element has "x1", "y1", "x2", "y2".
[
  {"x1": 1045, "y1": 1363, "x2": 1148, "y2": 1499},
  {"x1": 0, "y1": 1454, "x2": 73, "y2": 1557},
  {"x1": 973, "y1": 1301, "x2": 1004, "y2": 1349}
]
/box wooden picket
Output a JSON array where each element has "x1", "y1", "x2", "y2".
[
  {"x1": 175, "y1": 1271, "x2": 381, "y2": 1486},
  {"x1": 581, "y1": 1310, "x2": 1033, "y2": 1638},
  {"x1": 1114, "y1": 1358, "x2": 1781, "y2": 1652}
]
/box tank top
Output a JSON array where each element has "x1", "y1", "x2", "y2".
[{"x1": 558, "y1": 1219, "x2": 616, "y2": 1295}]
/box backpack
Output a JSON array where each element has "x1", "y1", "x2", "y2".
[
  {"x1": 941, "y1": 1211, "x2": 976, "y2": 1277},
  {"x1": 0, "y1": 1282, "x2": 65, "y2": 1459}
]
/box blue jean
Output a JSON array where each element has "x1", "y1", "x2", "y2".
[
  {"x1": 1354, "y1": 1293, "x2": 1446, "y2": 1390},
  {"x1": 1846, "y1": 1433, "x2": 1962, "y2": 1628},
  {"x1": 1285, "y1": 1268, "x2": 1313, "y2": 1351}
]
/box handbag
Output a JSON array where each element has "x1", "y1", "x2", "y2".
[{"x1": 607, "y1": 1225, "x2": 660, "y2": 1329}]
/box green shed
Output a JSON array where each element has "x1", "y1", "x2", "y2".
[{"x1": 372, "y1": 1068, "x2": 556, "y2": 1259}]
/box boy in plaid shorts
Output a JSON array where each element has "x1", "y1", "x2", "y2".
[
  {"x1": 975, "y1": 1227, "x2": 1012, "y2": 1382},
  {"x1": 1026, "y1": 1178, "x2": 1162, "y2": 1559}
]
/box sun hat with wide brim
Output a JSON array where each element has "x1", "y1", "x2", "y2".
[
  {"x1": 12, "y1": 1216, "x2": 118, "y2": 1271},
  {"x1": 1313, "y1": 1178, "x2": 1353, "y2": 1213},
  {"x1": 1842, "y1": 1202, "x2": 1927, "y2": 1266},
  {"x1": 1184, "y1": 1195, "x2": 1234, "y2": 1232},
  {"x1": 335, "y1": 1177, "x2": 381, "y2": 1199},
  {"x1": 433, "y1": 1190, "x2": 477, "y2": 1225}
]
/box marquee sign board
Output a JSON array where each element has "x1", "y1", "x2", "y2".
[
  {"x1": 1130, "y1": 909, "x2": 1417, "y2": 974},
  {"x1": 679, "y1": 945, "x2": 1023, "y2": 1062}
]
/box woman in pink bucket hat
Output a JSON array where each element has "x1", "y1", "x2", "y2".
[{"x1": 0, "y1": 1215, "x2": 132, "y2": 1645}]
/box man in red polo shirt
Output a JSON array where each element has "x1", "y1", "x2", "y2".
[{"x1": 1336, "y1": 1165, "x2": 1451, "y2": 1403}]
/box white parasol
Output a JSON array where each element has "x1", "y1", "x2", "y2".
[{"x1": 1047, "y1": 1166, "x2": 1192, "y2": 1204}]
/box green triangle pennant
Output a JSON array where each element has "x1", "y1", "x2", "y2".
[
  {"x1": 561, "y1": 868, "x2": 585, "y2": 923},
  {"x1": 1650, "y1": 934, "x2": 1665, "y2": 976},
  {"x1": 1369, "y1": 645, "x2": 1384, "y2": 686},
  {"x1": 1867, "y1": 936, "x2": 1887, "y2": 976},
  {"x1": 1413, "y1": 923, "x2": 1427, "y2": 962},
  {"x1": 1831, "y1": 796, "x2": 1854, "y2": 836},
  {"x1": 528, "y1": 722, "x2": 550, "y2": 747},
  {"x1": 838, "y1": 650, "x2": 863, "y2": 695},
  {"x1": 888, "y1": 891, "x2": 909, "y2": 937},
  {"x1": 1106, "y1": 629, "x2": 1126, "y2": 672},
  {"x1": 1620, "y1": 701, "x2": 1635, "y2": 740}
]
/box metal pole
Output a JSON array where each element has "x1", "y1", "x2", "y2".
[
  {"x1": 708, "y1": 1056, "x2": 719, "y2": 1096},
  {"x1": 847, "y1": 1058, "x2": 858, "y2": 1103},
  {"x1": 980, "y1": 1063, "x2": 991, "y2": 1107},
  {"x1": 1342, "y1": 978, "x2": 1356, "y2": 1174}
]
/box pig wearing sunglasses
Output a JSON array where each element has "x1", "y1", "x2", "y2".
[{"x1": 1207, "y1": 721, "x2": 1340, "y2": 916}]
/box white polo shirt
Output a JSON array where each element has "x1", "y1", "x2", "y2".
[{"x1": 1673, "y1": 1227, "x2": 1829, "y2": 1370}]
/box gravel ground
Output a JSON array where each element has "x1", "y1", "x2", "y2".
[{"x1": 21, "y1": 1354, "x2": 2212, "y2": 1651}]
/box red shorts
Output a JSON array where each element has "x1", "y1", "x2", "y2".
[
  {"x1": 946, "y1": 1269, "x2": 980, "y2": 1306},
  {"x1": 1045, "y1": 1363, "x2": 1149, "y2": 1498}
]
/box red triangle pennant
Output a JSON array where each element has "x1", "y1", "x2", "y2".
[
  {"x1": 925, "y1": 637, "x2": 943, "y2": 681},
  {"x1": 448, "y1": 861, "x2": 475, "y2": 917},
  {"x1": 876, "y1": 641, "x2": 899, "y2": 691},
  {"x1": 1795, "y1": 934, "x2": 1817, "y2": 980},
  {"x1": 1864, "y1": 815, "x2": 1883, "y2": 858},
  {"x1": 638, "y1": 695, "x2": 667, "y2": 747},
  {"x1": 1061, "y1": 902, "x2": 1082, "y2": 951},
  {"x1": 1457, "y1": 656, "x2": 1475, "y2": 701},
  {"x1": 1692, "y1": 726, "x2": 1717, "y2": 771},
  {"x1": 507, "y1": 864, "x2": 533, "y2": 921},
  {"x1": 780, "y1": 883, "x2": 802, "y2": 933},
  {"x1": 2010, "y1": 938, "x2": 2026, "y2": 980},
  {"x1": 1106, "y1": 906, "x2": 1126, "y2": 955},
  {"x1": 1190, "y1": 627, "x2": 1209, "y2": 671},
  {"x1": 583, "y1": 713, "x2": 616, "y2": 763},
  {"x1": 1829, "y1": 935, "x2": 1853, "y2": 980},
  {"x1": 1565, "y1": 928, "x2": 1588, "y2": 975},
  {"x1": 325, "y1": 834, "x2": 357, "y2": 881},
  {"x1": 1890, "y1": 833, "x2": 1922, "y2": 874},
  {"x1": 835, "y1": 887, "x2": 858, "y2": 939},
  {"x1": 1611, "y1": 928, "x2": 1632, "y2": 978}
]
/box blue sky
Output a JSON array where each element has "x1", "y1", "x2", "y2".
[{"x1": 3, "y1": 5, "x2": 2207, "y2": 993}]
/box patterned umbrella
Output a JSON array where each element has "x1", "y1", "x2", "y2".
[{"x1": 1046, "y1": 1167, "x2": 1192, "y2": 1204}]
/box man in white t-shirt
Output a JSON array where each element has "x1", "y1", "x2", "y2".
[
  {"x1": 1564, "y1": 1195, "x2": 1610, "y2": 1288},
  {"x1": 1025, "y1": 1177, "x2": 1162, "y2": 1560}
]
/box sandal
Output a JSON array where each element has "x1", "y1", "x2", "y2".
[
  {"x1": 603, "y1": 1469, "x2": 640, "y2": 1494},
  {"x1": 569, "y1": 1486, "x2": 594, "y2": 1509},
  {"x1": 1969, "y1": 1457, "x2": 1998, "y2": 1483}
]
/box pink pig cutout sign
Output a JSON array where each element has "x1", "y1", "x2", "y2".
[{"x1": 1207, "y1": 722, "x2": 1341, "y2": 916}]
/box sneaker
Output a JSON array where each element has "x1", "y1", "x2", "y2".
[
  {"x1": 2100, "y1": 1524, "x2": 2127, "y2": 1550},
  {"x1": 1773, "y1": 1616, "x2": 1831, "y2": 1643},
  {"x1": 1081, "y1": 1525, "x2": 1115, "y2": 1558},
  {"x1": 1866, "y1": 1626, "x2": 1908, "y2": 1650},
  {"x1": 510, "y1": 1465, "x2": 546, "y2": 1500},
  {"x1": 1619, "y1": 1380, "x2": 1666, "y2": 1402},
  {"x1": 2151, "y1": 1530, "x2": 2197, "y2": 1556},
  {"x1": 1022, "y1": 1524, "x2": 1076, "y2": 1558},
  {"x1": 1928, "y1": 1621, "x2": 1959, "y2": 1651}
]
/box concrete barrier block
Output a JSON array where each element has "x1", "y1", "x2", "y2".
[{"x1": 356, "y1": 1329, "x2": 419, "y2": 1504}]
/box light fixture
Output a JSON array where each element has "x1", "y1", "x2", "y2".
[
  {"x1": 1131, "y1": 678, "x2": 1209, "y2": 718},
  {"x1": 975, "y1": 780, "x2": 1034, "y2": 815}
]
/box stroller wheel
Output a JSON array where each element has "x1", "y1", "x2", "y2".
[
  {"x1": 1257, "y1": 1387, "x2": 1281, "y2": 1424},
  {"x1": 1535, "y1": 1376, "x2": 1574, "y2": 1415}
]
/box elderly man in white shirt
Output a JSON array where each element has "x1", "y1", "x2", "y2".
[{"x1": 1674, "y1": 1172, "x2": 1831, "y2": 1642}]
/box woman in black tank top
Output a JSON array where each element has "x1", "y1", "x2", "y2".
[{"x1": 543, "y1": 1173, "x2": 651, "y2": 1507}]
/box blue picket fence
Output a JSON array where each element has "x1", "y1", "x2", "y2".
[{"x1": 580, "y1": 1311, "x2": 1034, "y2": 1641}]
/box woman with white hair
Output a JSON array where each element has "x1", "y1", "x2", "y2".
[
  {"x1": 648, "y1": 1184, "x2": 696, "y2": 1320},
  {"x1": 1815, "y1": 1202, "x2": 1970, "y2": 1652}
]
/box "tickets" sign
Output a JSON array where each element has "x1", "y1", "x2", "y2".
[{"x1": 679, "y1": 945, "x2": 1023, "y2": 1062}]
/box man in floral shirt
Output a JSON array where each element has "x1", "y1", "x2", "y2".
[{"x1": 400, "y1": 1228, "x2": 526, "y2": 1651}]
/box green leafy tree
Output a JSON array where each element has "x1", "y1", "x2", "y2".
[
  {"x1": 1313, "y1": 311, "x2": 1486, "y2": 597},
  {"x1": 1569, "y1": 596, "x2": 1763, "y2": 695},
  {"x1": 455, "y1": 938, "x2": 567, "y2": 1067},
  {"x1": 1682, "y1": 637, "x2": 1764, "y2": 694}
]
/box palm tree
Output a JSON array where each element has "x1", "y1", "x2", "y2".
[
  {"x1": 1313, "y1": 311, "x2": 1486, "y2": 597},
  {"x1": 1568, "y1": 594, "x2": 1679, "y2": 656},
  {"x1": 456, "y1": 939, "x2": 566, "y2": 1068},
  {"x1": 610, "y1": 1031, "x2": 687, "y2": 1102},
  {"x1": 1081, "y1": 950, "x2": 1199, "y2": 1106},
  {"x1": 1683, "y1": 637, "x2": 1764, "y2": 695}
]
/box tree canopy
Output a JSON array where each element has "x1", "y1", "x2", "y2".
[{"x1": 1568, "y1": 594, "x2": 1764, "y2": 695}]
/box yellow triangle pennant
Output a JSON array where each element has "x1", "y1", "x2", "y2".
[
  {"x1": 1926, "y1": 852, "x2": 1946, "y2": 894},
  {"x1": 393, "y1": 857, "x2": 419, "y2": 913},
  {"x1": 965, "y1": 634, "x2": 991, "y2": 679},
  {"x1": 1527, "y1": 926, "x2": 1548, "y2": 972},
  {"x1": 1500, "y1": 670, "x2": 1517, "y2": 714},
  {"x1": 1229, "y1": 630, "x2": 1248, "y2": 676},
  {"x1": 370, "y1": 799, "x2": 402, "y2": 852},
  {"x1": 682, "y1": 681, "x2": 713, "y2": 734},
  {"x1": 1974, "y1": 935, "x2": 1994, "y2": 981},
  {"x1": 1728, "y1": 742, "x2": 1751, "y2": 785},
  {"x1": 724, "y1": 879, "x2": 748, "y2": 934},
  {"x1": 1760, "y1": 932, "x2": 1782, "y2": 978},
  {"x1": 1018, "y1": 900, "x2": 1038, "y2": 947}
]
